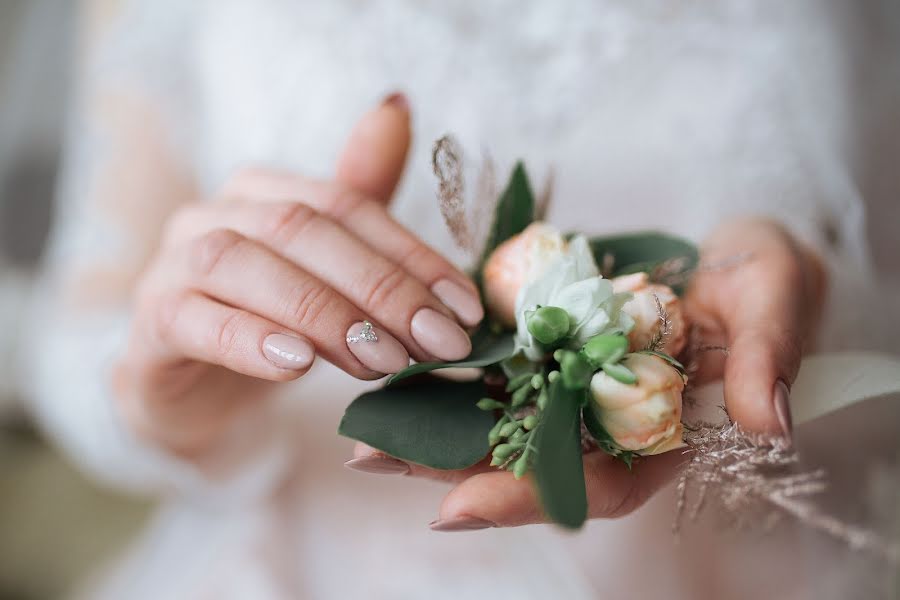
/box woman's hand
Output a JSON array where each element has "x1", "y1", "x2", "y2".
[
  {"x1": 347, "y1": 218, "x2": 827, "y2": 531},
  {"x1": 115, "y1": 96, "x2": 484, "y2": 458}
]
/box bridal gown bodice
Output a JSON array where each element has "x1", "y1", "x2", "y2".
[{"x1": 24, "y1": 1, "x2": 900, "y2": 598}]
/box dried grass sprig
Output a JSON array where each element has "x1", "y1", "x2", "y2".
[
  {"x1": 676, "y1": 422, "x2": 900, "y2": 565},
  {"x1": 644, "y1": 294, "x2": 671, "y2": 352},
  {"x1": 432, "y1": 135, "x2": 472, "y2": 252}
]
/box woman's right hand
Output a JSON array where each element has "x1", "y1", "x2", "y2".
[{"x1": 114, "y1": 96, "x2": 483, "y2": 458}]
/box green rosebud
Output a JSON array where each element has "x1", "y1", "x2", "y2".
[
  {"x1": 526, "y1": 306, "x2": 571, "y2": 345},
  {"x1": 582, "y1": 334, "x2": 629, "y2": 368},
  {"x1": 560, "y1": 350, "x2": 595, "y2": 390}
]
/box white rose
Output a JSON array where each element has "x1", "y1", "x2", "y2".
[
  {"x1": 589, "y1": 353, "x2": 686, "y2": 455},
  {"x1": 482, "y1": 222, "x2": 568, "y2": 327},
  {"x1": 513, "y1": 233, "x2": 633, "y2": 361},
  {"x1": 612, "y1": 272, "x2": 687, "y2": 356}
]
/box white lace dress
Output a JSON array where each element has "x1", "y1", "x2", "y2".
[{"x1": 24, "y1": 1, "x2": 900, "y2": 598}]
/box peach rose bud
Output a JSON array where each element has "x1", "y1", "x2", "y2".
[
  {"x1": 611, "y1": 272, "x2": 687, "y2": 356},
  {"x1": 589, "y1": 353, "x2": 686, "y2": 455},
  {"x1": 482, "y1": 222, "x2": 568, "y2": 327}
]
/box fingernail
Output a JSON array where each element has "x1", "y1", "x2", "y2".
[
  {"x1": 344, "y1": 455, "x2": 410, "y2": 475},
  {"x1": 429, "y1": 516, "x2": 496, "y2": 532},
  {"x1": 346, "y1": 321, "x2": 410, "y2": 374},
  {"x1": 773, "y1": 379, "x2": 793, "y2": 442},
  {"x1": 263, "y1": 334, "x2": 314, "y2": 370},
  {"x1": 431, "y1": 279, "x2": 484, "y2": 327},
  {"x1": 411, "y1": 308, "x2": 472, "y2": 361},
  {"x1": 382, "y1": 91, "x2": 409, "y2": 111}
]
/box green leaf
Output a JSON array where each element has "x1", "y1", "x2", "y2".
[
  {"x1": 339, "y1": 378, "x2": 494, "y2": 470},
  {"x1": 386, "y1": 333, "x2": 515, "y2": 385},
  {"x1": 588, "y1": 232, "x2": 699, "y2": 295},
  {"x1": 532, "y1": 380, "x2": 587, "y2": 529},
  {"x1": 479, "y1": 162, "x2": 536, "y2": 269}
]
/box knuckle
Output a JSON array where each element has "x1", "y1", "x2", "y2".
[
  {"x1": 287, "y1": 282, "x2": 332, "y2": 330},
  {"x1": 396, "y1": 241, "x2": 434, "y2": 273},
  {"x1": 213, "y1": 309, "x2": 247, "y2": 358},
  {"x1": 326, "y1": 188, "x2": 367, "y2": 220},
  {"x1": 189, "y1": 229, "x2": 245, "y2": 277},
  {"x1": 152, "y1": 291, "x2": 187, "y2": 345},
  {"x1": 361, "y1": 263, "x2": 409, "y2": 311},
  {"x1": 267, "y1": 202, "x2": 318, "y2": 246}
]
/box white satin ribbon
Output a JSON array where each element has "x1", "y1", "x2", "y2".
[{"x1": 792, "y1": 351, "x2": 900, "y2": 425}]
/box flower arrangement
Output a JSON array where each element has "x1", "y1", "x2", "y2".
[{"x1": 339, "y1": 160, "x2": 698, "y2": 528}]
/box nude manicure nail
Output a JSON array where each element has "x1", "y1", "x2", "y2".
[
  {"x1": 344, "y1": 455, "x2": 410, "y2": 475},
  {"x1": 346, "y1": 321, "x2": 410, "y2": 374},
  {"x1": 432, "y1": 279, "x2": 484, "y2": 327},
  {"x1": 263, "y1": 334, "x2": 314, "y2": 370},
  {"x1": 382, "y1": 91, "x2": 409, "y2": 111},
  {"x1": 429, "y1": 516, "x2": 496, "y2": 532},
  {"x1": 411, "y1": 308, "x2": 472, "y2": 361},
  {"x1": 773, "y1": 379, "x2": 793, "y2": 442}
]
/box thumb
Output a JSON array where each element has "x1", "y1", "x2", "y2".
[{"x1": 335, "y1": 92, "x2": 412, "y2": 204}]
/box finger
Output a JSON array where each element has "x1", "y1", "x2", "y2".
[
  {"x1": 335, "y1": 92, "x2": 412, "y2": 203},
  {"x1": 152, "y1": 228, "x2": 413, "y2": 378},
  {"x1": 686, "y1": 219, "x2": 814, "y2": 437},
  {"x1": 143, "y1": 289, "x2": 316, "y2": 382},
  {"x1": 430, "y1": 450, "x2": 686, "y2": 531},
  {"x1": 344, "y1": 442, "x2": 493, "y2": 482},
  {"x1": 165, "y1": 205, "x2": 473, "y2": 362},
  {"x1": 218, "y1": 173, "x2": 482, "y2": 326}
]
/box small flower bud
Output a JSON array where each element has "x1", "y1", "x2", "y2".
[
  {"x1": 526, "y1": 306, "x2": 571, "y2": 346},
  {"x1": 523, "y1": 415, "x2": 539, "y2": 430},
  {"x1": 499, "y1": 421, "x2": 520, "y2": 438},
  {"x1": 512, "y1": 454, "x2": 529, "y2": 479},
  {"x1": 492, "y1": 442, "x2": 524, "y2": 460},
  {"x1": 477, "y1": 398, "x2": 505, "y2": 411}
]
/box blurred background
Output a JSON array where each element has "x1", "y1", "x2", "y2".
[{"x1": 0, "y1": 2, "x2": 149, "y2": 598}]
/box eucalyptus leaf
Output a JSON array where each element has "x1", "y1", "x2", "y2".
[
  {"x1": 588, "y1": 232, "x2": 699, "y2": 295},
  {"x1": 339, "y1": 378, "x2": 494, "y2": 470},
  {"x1": 386, "y1": 333, "x2": 515, "y2": 385},
  {"x1": 533, "y1": 380, "x2": 588, "y2": 529},
  {"x1": 478, "y1": 162, "x2": 535, "y2": 269}
]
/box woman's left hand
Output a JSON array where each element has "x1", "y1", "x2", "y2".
[{"x1": 346, "y1": 218, "x2": 827, "y2": 531}]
